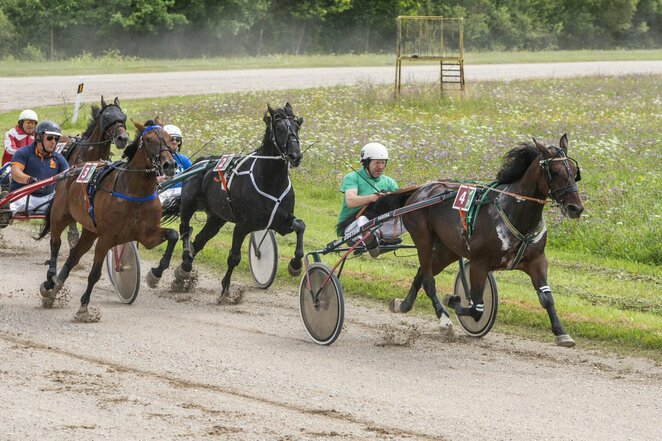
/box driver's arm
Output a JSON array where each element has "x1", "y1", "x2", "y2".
[
  {"x1": 344, "y1": 188, "x2": 381, "y2": 209},
  {"x1": 10, "y1": 163, "x2": 33, "y2": 184}
]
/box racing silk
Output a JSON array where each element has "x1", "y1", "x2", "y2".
[
  {"x1": 9, "y1": 142, "x2": 68, "y2": 197},
  {"x1": 336, "y1": 167, "x2": 398, "y2": 236},
  {"x1": 170, "y1": 152, "x2": 192, "y2": 189},
  {"x1": 3, "y1": 125, "x2": 34, "y2": 165}
]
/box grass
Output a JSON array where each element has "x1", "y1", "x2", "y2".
[
  {"x1": 1, "y1": 73, "x2": 660, "y2": 360},
  {"x1": 0, "y1": 49, "x2": 661, "y2": 77}
]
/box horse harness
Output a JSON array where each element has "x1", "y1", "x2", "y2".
[
  {"x1": 215, "y1": 153, "x2": 293, "y2": 230},
  {"x1": 61, "y1": 105, "x2": 127, "y2": 161}
]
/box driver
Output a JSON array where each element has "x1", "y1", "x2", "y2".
[
  {"x1": 3, "y1": 109, "x2": 38, "y2": 166},
  {"x1": 158, "y1": 124, "x2": 192, "y2": 207},
  {"x1": 6, "y1": 120, "x2": 69, "y2": 218},
  {"x1": 336, "y1": 142, "x2": 405, "y2": 257}
]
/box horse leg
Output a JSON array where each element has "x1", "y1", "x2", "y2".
[
  {"x1": 523, "y1": 255, "x2": 575, "y2": 347},
  {"x1": 287, "y1": 216, "x2": 306, "y2": 276},
  {"x1": 75, "y1": 239, "x2": 110, "y2": 323},
  {"x1": 219, "y1": 227, "x2": 248, "y2": 302},
  {"x1": 67, "y1": 223, "x2": 80, "y2": 249},
  {"x1": 145, "y1": 227, "x2": 180, "y2": 288},
  {"x1": 390, "y1": 267, "x2": 423, "y2": 313},
  {"x1": 177, "y1": 213, "x2": 225, "y2": 279},
  {"x1": 448, "y1": 262, "x2": 489, "y2": 322},
  {"x1": 40, "y1": 226, "x2": 65, "y2": 307}
]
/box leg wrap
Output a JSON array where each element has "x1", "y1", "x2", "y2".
[{"x1": 537, "y1": 285, "x2": 554, "y2": 309}]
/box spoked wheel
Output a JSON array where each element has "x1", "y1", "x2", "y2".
[
  {"x1": 452, "y1": 260, "x2": 498, "y2": 338},
  {"x1": 248, "y1": 229, "x2": 278, "y2": 289},
  {"x1": 299, "y1": 263, "x2": 344, "y2": 346},
  {"x1": 105, "y1": 241, "x2": 141, "y2": 304}
]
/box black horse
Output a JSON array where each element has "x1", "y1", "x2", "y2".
[
  {"x1": 148, "y1": 103, "x2": 306, "y2": 301},
  {"x1": 360, "y1": 135, "x2": 584, "y2": 346}
]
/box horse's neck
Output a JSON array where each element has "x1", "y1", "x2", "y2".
[
  {"x1": 254, "y1": 140, "x2": 288, "y2": 179},
  {"x1": 499, "y1": 162, "x2": 546, "y2": 230},
  {"x1": 72, "y1": 124, "x2": 110, "y2": 163},
  {"x1": 120, "y1": 147, "x2": 156, "y2": 192}
]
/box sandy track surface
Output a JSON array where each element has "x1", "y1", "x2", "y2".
[
  {"x1": 0, "y1": 226, "x2": 660, "y2": 440},
  {"x1": 1, "y1": 61, "x2": 661, "y2": 112}
]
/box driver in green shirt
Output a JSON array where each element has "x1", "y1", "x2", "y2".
[{"x1": 337, "y1": 142, "x2": 405, "y2": 257}]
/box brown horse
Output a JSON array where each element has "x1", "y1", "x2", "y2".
[
  {"x1": 366, "y1": 135, "x2": 583, "y2": 346},
  {"x1": 61, "y1": 96, "x2": 130, "y2": 247},
  {"x1": 38, "y1": 121, "x2": 178, "y2": 322}
]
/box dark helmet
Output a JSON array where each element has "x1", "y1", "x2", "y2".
[{"x1": 35, "y1": 120, "x2": 62, "y2": 141}]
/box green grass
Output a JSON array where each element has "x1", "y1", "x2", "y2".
[
  {"x1": 0, "y1": 49, "x2": 661, "y2": 76},
  {"x1": 2, "y1": 74, "x2": 660, "y2": 359}
]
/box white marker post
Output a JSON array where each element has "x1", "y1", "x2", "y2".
[{"x1": 72, "y1": 76, "x2": 85, "y2": 123}]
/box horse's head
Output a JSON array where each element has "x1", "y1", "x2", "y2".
[
  {"x1": 131, "y1": 120, "x2": 176, "y2": 178},
  {"x1": 534, "y1": 134, "x2": 584, "y2": 218},
  {"x1": 99, "y1": 96, "x2": 129, "y2": 149},
  {"x1": 263, "y1": 102, "x2": 303, "y2": 168}
]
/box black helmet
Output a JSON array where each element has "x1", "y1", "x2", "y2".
[{"x1": 35, "y1": 120, "x2": 62, "y2": 140}]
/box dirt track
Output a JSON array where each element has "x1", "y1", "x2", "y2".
[
  {"x1": 1, "y1": 61, "x2": 662, "y2": 112},
  {"x1": 1, "y1": 226, "x2": 661, "y2": 440}
]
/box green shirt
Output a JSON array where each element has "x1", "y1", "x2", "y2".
[{"x1": 337, "y1": 167, "x2": 398, "y2": 236}]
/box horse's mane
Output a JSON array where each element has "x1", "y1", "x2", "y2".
[
  {"x1": 82, "y1": 105, "x2": 102, "y2": 139},
  {"x1": 336, "y1": 185, "x2": 419, "y2": 234},
  {"x1": 495, "y1": 142, "x2": 540, "y2": 184}
]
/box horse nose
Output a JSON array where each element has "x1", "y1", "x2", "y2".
[
  {"x1": 288, "y1": 152, "x2": 302, "y2": 168},
  {"x1": 115, "y1": 133, "x2": 129, "y2": 149},
  {"x1": 566, "y1": 203, "x2": 584, "y2": 218},
  {"x1": 162, "y1": 158, "x2": 176, "y2": 178}
]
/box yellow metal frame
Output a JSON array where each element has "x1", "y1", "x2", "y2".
[{"x1": 395, "y1": 16, "x2": 465, "y2": 97}]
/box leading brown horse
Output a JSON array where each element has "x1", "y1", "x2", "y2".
[
  {"x1": 364, "y1": 135, "x2": 584, "y2": 346},
  {"x1": 38, "y1": 121, "x2": 178, "y2": 322}
]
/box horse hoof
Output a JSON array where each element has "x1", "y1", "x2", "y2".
[
  {"x1": 145, "y1": 270, "x2": 161, "y2": 289},
  {"x1": 217, "y1": 286, "x2": 245, "y2": 305},
  {"x1": 556, "y1": 334, "x2": 576, "y2": 347},
  {"x1": 74, "y1": 306, "x2": 101, "y2": 323},
  {"x1": 41, "y1": 296, "x2": 55, "y2": 309},
  {"x1": 174, "y1": 265, "x2": 191, "y2": 281},
  {"x1": 389, "y1": 298, "x2": 403, "y2": 313},
  {"x1": 40, "y1": 282, "x2": 54, "y2": 298},
  {"x1": 443, "y1": 294, "x2": 461, "y2": 309},
  {"x1": 439, "y1": 315, "x2": 456, "y2": 337},
  {"x1": 288, "y1": 260, "x2": 302, "y2": 277}
]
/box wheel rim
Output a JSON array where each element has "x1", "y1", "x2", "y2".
[
  {"x1": 248, "y1": 230, "x2": 278, "y2": 288},
  {"x1": 453, "y1": 262, "x2": 498, "y2": 337},
  {"x1": 105, "y1": 242, "x2": 141, "y2": 304},
  {"x1": 299, "y1": 264, "x2": 344, "y2": 345}
]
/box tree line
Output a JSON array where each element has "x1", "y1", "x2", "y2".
[{"x1": 0, "y1": 0, "x2": 660, "y2": 60}]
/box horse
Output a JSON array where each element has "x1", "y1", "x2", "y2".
[
  {"x1": 37, "y1": 121, "x2": 178, "y2": 322},
  {"x1": 362, "y1": 134, "x2": 584, "y2": 347},
  {"x1": 148, "y1": 103, "x2": 305, "y2": 302},
  {"x1": 61, "y1": 96, "x2": 130, "y2": 247}
]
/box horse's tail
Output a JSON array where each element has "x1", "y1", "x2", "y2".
[
  {"x1": 160, "y1": 195, "x2": 182, "y2": 225},
  {"x1": 35, "y1": 197, "x2": 54, "y2": 240},
  {"x1": 336, "y1": 185, "x2": 420, "y2": 233}
]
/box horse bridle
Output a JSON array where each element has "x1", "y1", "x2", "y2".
[
  {"x1": 76, "y1": 105, "x2": 127, "y2": 147},
  {"x1": 140, "y1": 125, "x2": 171, "y2": 175},
  {"x1": 270, "y1": 114, "x2": 300, "y2": 164},
  {"x1": 539, "y1": 147, "x2": 581, "y2": 204}
]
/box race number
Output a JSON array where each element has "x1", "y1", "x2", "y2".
[
  {"x1": 76, "y1": 162, "x2": 97, "y2": 184},
  {"x1": 452, "y1": 185, "x2": 477, "y2": 212},
  {"x1": 214, "y1": 155, "x2": 234, "y2": 172}
]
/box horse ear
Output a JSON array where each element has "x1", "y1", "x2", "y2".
[
  {"x1": 285, "y1": 102, "x2": 293, "y2": 113},
  {"x1": 559, "y1": 134, "x2": 568, "y2": 153},
  {"x1": 132, "y1": 118, "x2": 144, "y2": 132},
  {"x1": 533, "y1": 137, "x2": 548, "y2": 156},
  {"x1": 296, "y1": 117, "x2": 304, "y2": 127},
  {"x1": 264, "y1": 105, "x2": 273, "y2": 125},
  {"x1": 114, "y1": 97, "x2": 120, "y2": 107},
  {"x1": 154, "y1": 116, "x2": 163, "y2": 127},
  {"x1": 101, "y1": 95, "x2": 107, "y2": 107}
]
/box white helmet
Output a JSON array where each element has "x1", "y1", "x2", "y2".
[
  {"x1": 360, "y1": 141, "x2": 389, "y2": 164},
  {"x1": 18, "y1": 109, "x2": 38, "y2": 123},
  {"x1": 163, "y1": 124, "x2": 182, "y2": 139}
]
